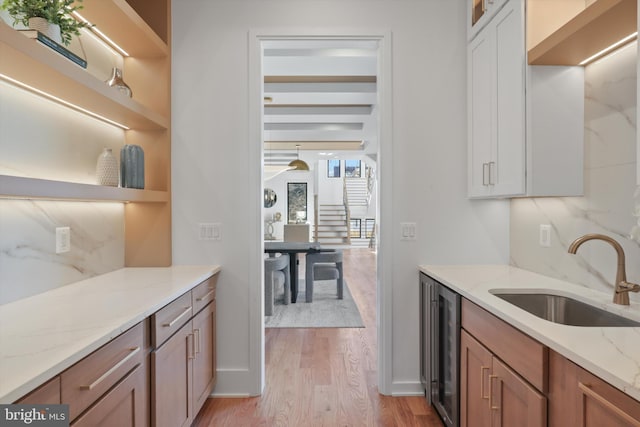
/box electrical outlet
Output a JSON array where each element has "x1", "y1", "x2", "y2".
[
  {"x1": 539, "y1": 224, "x2": 551, "y2": 247},
  {"x1": 199, "y1": 223, "x2": 221, "y2": 241},
  {"x1": 400, "y1": 222, "x2": 417, "y2": 241},
  {"x1": 56, "y1": 227, "x2": 71, "y2": 253}
]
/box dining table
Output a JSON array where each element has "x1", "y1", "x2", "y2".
[{"x1": 264, "y1": 241, "x2": 322, "y2": 303}]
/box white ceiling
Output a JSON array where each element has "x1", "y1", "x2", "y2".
[{"x1": 262, "y1": 40, "x2": 379, "y2": 166}]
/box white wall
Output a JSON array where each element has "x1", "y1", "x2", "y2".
[
  {"x1": 511, "y1": 42, "x2": 639, "y2": 301},
  {"x1": 172, "y1": 0, "x2": 510, "y2": 396}
]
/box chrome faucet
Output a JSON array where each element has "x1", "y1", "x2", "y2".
[{"x1": 568, "y1": 234, "x2": 640, "y2": 305}]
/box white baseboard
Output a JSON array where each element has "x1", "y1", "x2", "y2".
[
  {"x1": 391, "y1": 380, "x2": 426, "y2": 397},
  {"x1": 209, "y1": 368, "x2": 261, "y2": 397}
]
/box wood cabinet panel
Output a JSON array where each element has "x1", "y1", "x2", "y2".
[
  {"x1": 192, "y1": 301, "x2": 216, "y2": 415},
  {"x1": 492, "y1": 357, "x2": 546, "y2": 427},
  {"x1": 461, "y1": 299, "x2": 548, "y2": 392},
  {"x1": 152, "y1": 320, "x2": 194, "y2": 427},
  {"x1": 192, "y1": 276, "x2": 217, "y2": 315},
  {"x1": 61, "y1": 323, "x2": 144, "y2": 421},
  {"x1": 17, "y1": 377, "x2": 60, "y2": 404},
  {"x1": 71, "y1": 364, "x2": 147, "y2": 427},
  {"x1": 461, "y1": 330, "x2": 492, "y2": 427},
  {"x1": 460, "y1": 328, "x2": 547, "y2": 427},
  {"x1": 151, "y1": 292, "x2": 192, "y2": 347},
  {"x1": 549, "y1": 351, "x2": 640, "y2": 427}
]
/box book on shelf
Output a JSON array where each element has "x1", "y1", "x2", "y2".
[{"x1": 18, "y1": 30, "x2": 87, "y2": 69}]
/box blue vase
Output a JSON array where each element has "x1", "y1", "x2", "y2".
[{"x1": 120, "y1": 144, "x2": 145, "y2": 189}]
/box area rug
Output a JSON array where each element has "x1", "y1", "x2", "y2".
[{"x1": 265, "y1": 279, "x2": 365, "y2": 328}]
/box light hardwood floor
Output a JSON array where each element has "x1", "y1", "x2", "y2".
[{"x1": 193, "y1": 248, "x2": 443, "y2": 426}]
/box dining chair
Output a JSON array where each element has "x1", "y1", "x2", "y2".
[
  {"x1": 264, "y1": 253, "x2": 290, "y2": 315},
  {"x1": 304, "y1": 250, "x2": 343, "y2": 303}
]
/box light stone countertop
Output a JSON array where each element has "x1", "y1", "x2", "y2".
[
  {"x1": 419, "y1": 264, "x2": 640, "y2": 402},
  {"x1": 0, "y1": 265, "x2": 221, "y2": 403}
]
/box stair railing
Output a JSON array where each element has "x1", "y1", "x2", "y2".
[
  {"x1": 313, "y1": 194, "x2": 319, "y2": 242},
  {"x1": 343, "y1": 176, "x2": 352, "y2": 245},
  {"x1": 366, "y1": 166, "x2": 375, "y2": 208}
]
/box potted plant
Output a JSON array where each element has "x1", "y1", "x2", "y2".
[{"x1": 1, "y1": 0, "x2": 89, "y2": 46}]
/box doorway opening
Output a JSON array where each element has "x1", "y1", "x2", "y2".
[{"x1": 254, "y1": 33, "x2": 391, "y2": 394}]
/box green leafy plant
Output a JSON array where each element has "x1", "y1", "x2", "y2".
[{"x1": 1, "y1": 0, "x2": 89, "y2": 45}]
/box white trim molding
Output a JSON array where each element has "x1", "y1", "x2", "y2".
[{"x1": 248, "y1": 28, "x2": 394, "y2": 396}]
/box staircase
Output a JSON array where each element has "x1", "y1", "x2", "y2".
[
  {"x1": 345, "y1": 178, "x2": 369, "y2": 207},
  {"x1": 316, "y1": 204, "x2": 350, "y2": 246}
]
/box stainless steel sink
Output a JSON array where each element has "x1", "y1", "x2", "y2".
[{"x1": 491, "y1": 292, "x2": 640, "y2": 327}]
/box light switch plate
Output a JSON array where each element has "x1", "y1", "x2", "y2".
[
  {"x1": 400, "y1": 222, "x2": 416, "y2": 241},
  {"x1": 199, "y1": 223, "x2": 221, "y2": 241},
  {"x1": 56, "y1": 227, "x2": 71, "y2": 253}
]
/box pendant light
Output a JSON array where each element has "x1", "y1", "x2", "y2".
[{"x1": 288, "y1": 144, "x2": 309, "y2": 171}]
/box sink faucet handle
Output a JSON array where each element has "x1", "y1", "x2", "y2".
[{"x1": 617, "y1": 281, "x2": 640, "y2": 294}]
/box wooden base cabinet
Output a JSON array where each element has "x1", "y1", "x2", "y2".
[
  {"x1": 549, "y1": 351, "x2": 640, "y2": 427},
  {"x1": 71, "y1": 364, "x2": 147, "y2": 427},
  {"x1": 461, "y1": 330, "x2": 546, "y2": 427},
  {"x1": 192, "y1": 301, "x2": 217, "y2": 415},
  {"x1": 460, "y1": 329, "x2": 493, "y2": 427},
  {"x1": 152, "y1": 320, "x2": 194, "y2": 427},
  {"x1": 152, "y1": 277, "x2": 218, "y2": 427}
]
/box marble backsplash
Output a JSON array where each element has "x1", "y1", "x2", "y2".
[
  {"x1": 0, "y1": 200, "x2": 125, "y2": 305},
  {"x1": 511, "y1": 42, "x2": 640, "y2": 302}
]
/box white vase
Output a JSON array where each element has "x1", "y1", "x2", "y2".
[
  {"x1": 28, "y1": 17, "x2": 62, "y2": 45},
  {"x1": 96, "y1": 148, "x2": 119, "y2": 187}
]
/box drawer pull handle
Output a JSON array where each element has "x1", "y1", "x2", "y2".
[
  {"x1": 488, "y1": 162, "x2": 495, "y2": 185},
  {"x1": 480, "y1": 366, "x2": 490, "y2": 400},
  {"x1": 188, "y1": 333, "x2": 196, "y2": 360},
  {"x1": 578, "y1": 382, "x2": 640, "y2": 427},
  {"x1": 196, "y1": 289, "x2": 215, "y2": 302},
  {"x1": 81, "y1": 347, "x2": 140, "y2": 390},
  {"x1": 163, "y1": 307, "x2": 192, "y2": 328},
  {"x1": 489, "y1": 374, "x2": 499, "y2": 410},
  {"x1": 482, "y1": 163, "x2": 489, "y2": 186},
  {"x1": 194, "y1": 328, "x2": 201, "y2": 355}
]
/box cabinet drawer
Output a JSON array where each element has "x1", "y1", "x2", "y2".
[
  {"x1": 71, "y1": 364, "x2": 146, "y2": 427},
  {"x1": 152, "y1": 291, "x2": 193, "y2": 347},
  {"x1": 17, "y1": 377, "x2": 61, "y2": 404},
  {"x1": 61, "y1": 322, "x2": 144, "y2": 421},
  {"x1": 461, "y1": 298, "x2": 548, "y2": 392},
  {"x1": 192, "y1": 275, "x2": 217, "y2": 315}
]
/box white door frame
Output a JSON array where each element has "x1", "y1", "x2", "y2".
[{"x1": 248, "y1": 28, "x2": 393, "y2": 395}]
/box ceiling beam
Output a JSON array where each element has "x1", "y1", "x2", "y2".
[
  {"x1": 264, "y1": 75, "x2": 377, "y2": 83},
  {"x1": 264, "y1": 141, "x2": 364, "y2": 150}
]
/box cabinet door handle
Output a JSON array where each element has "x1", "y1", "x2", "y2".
[
  {"x1": 81, "y1": 347, "x2": 140, "y2": 390},
  {"x1": 578, "y1": 382, "x2": 640, "y2": 427},
  {"x1": 163, "y1": 307, "x2": 192, "y2": 328},
  {"x1": 194, "y1": 328, "x2": 201, "y2": 355},
  {"x1": 488, "y1": 162, "x2": 495, "y2": 185},
  {"x1": 480, "y1": 366, "x2": 490, "y2": 400},
  {"x1": 188, "y1": 333, "x2": 196, "y2": 360},
  {"x1": 482, "y1": 163, "x2": 489, "y2": 186},
  {"x1": 196, "y1": 289, "x2": 215, "y2": 302},
  {"x1": 489, "y1": 374, "x2": 500, "y2": 410}
]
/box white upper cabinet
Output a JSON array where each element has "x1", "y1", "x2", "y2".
[
  {"x1": 467, "y1": 0, "x2": 585, "y2": 199},
  {"x1": 468, "y1": 0, "x2": 508, "y2": 41},
  {"x1": 468, "y1": 0, "x2": 525, "y2": 197}
]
